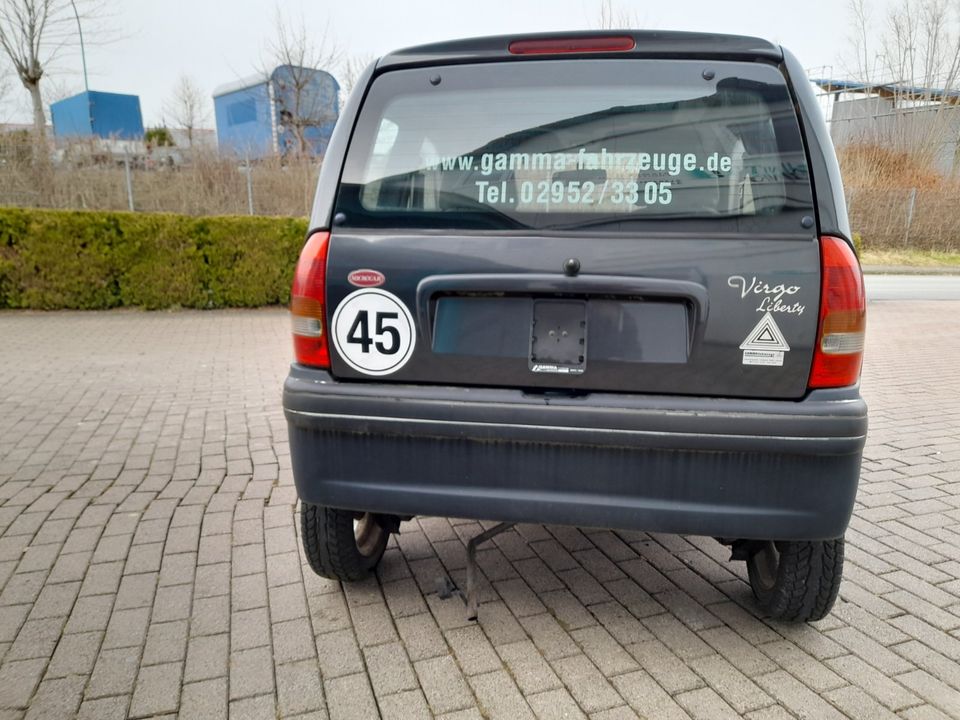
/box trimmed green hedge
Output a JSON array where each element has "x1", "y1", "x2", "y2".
[{"x1": 0, "y1": 208, "x2": 308, "y2": 309}]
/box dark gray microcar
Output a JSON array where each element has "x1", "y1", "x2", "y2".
[{"x1": 283, "y1": 31, "x2": 867, "y2": 622}]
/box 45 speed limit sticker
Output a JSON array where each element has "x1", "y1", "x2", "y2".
[{"x1": 331, "y1": 289, "x2": 416, "y2": 376}]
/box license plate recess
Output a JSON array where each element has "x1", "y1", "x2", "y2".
[{"x1": 529, "y1": 300, "x2": 587, "y2": 375}]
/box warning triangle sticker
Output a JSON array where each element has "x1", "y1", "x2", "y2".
[
  {"x1": 755, "y1": 327, "x2": 777, "y2": 343},
  {"x1": 740, "y1": 312, "x2": 790, "y2": 351}
]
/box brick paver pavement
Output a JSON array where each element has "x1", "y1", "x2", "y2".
[{"x1": 1, "y1": 302, "x2": 959, "y2": 719}]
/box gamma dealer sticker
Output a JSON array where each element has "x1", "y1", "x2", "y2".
[{"x1": 331, "y1": 288, "x2": 416, "y2": 376}]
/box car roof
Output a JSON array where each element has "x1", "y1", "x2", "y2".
[{"x1": 378, "y1": 30, "x2": 783, "y2": 70}]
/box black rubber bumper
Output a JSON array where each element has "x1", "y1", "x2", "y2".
[{"x1": 283, "y1": 366, "x2": 868, "y2": 541}]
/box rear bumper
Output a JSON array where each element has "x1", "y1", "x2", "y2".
[{"x1": 283, "y1": 366, "x2": 867, "y2": 540}]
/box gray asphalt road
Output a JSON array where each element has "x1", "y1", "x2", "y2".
[{"x1": 866, "y1": 273, "x2": 960, "y2": 300}]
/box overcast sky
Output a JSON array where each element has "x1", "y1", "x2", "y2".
[{"x1": 1, "y1": 0, "x2": 861, "y2": 127}]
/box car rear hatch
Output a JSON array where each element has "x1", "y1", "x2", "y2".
[{"x1": 323, "y1": 54, "x2": 821, "y2": 400}]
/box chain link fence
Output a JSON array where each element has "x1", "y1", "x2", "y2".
[
  {"x1": 846, "y1": 186, "x2": 960, "y2": 250},
  {"x1": 0, "y1": 151, "x2": 319, "y2": 218},
  {"x1": 1, "y1": 151, "x2": 959, "y2": 250}
]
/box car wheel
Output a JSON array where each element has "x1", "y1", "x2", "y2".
[
  {"x1": 746, "y1": 538, "x2": 844, "y2": 622},
  {"x1": 300, "y1": 502, "x2": 389, "y2": 581}
]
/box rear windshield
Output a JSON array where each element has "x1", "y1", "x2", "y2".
[{"x1": 336, "y1": 59, "x2": 813, "y2": 232}]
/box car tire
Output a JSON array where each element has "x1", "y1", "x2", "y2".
[
  {"x1": 746, "y1": 538, "x2": 844, "y2": 622},
  {"x1": 300, "y1": 502, "x2": 389, "y2": 581}
]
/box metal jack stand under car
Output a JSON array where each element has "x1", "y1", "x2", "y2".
[{"x1": 436, "y1": 522, "x2": 515, "y2": 620}]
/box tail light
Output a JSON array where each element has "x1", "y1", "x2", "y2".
[
  {"x1": 508, "y1": 36, "x2": 636, "y2": 54},
  {"x1": 290, "y1": 231, "x2": 331, "y2": 368},
  {"x1": 808, "y1": 235, "x2": 866, "y2": 388}
]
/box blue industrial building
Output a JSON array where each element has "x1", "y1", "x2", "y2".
[
  {"x1": 50, "y1": 91, "x2": 145, "y2": 140},
  {"x1": 212, "y1": 65, "x2": 339, "y2": 158}
]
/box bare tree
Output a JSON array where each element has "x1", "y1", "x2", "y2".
[
  {"x1": 594, "y1": 0, "x2": 642, "y2": 29},
  {"x1": 44, "y1": 75, "x2": 78, "y2": 109},
  {"x1": 263, "y1": 8, "x2": 342, "y2": 157},
  {"x1": 164, "y1": 74, "x2": 208, "y2": 148},
  {"x1": 837, "y1": 0, "x2": 960, "y2": 170},
  {"x1": 845, "y1": 0, "x2": 875, "y2": 83},
  {"x1": 0, "y1": 59, "x2": 11, "y2": 120},
  {"x1": 845, "y1": 0, "x2": 960, "y2": 96},
  {"x1": 338, "y1": 52, "x2": 374, "y2": 106},
  {"x1": 0, "y1": 0, "x2": 104, "y2": 148}
]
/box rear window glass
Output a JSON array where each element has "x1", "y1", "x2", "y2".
[{"x1": 336, "y1": 59, "x2": 812, "y2": 232}]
